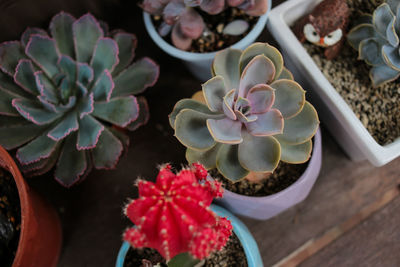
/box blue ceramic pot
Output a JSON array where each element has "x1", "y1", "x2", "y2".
[{"x1": 116, "y1": 204, "x2": 263, "y2": 267}]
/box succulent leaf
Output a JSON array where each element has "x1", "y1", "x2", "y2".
[
  {"x1": 280, "y1": 139, "x2": 312, "y2": 164},
  {"x1": 238, "y1": 133, "x2": 280, "y2": 173},
  {"x1": 0, "y1": 12, "x2": 158, "y2": 186},
  {"x1": 212, "y1": 48, "x2": 241, "y2": 90},
  {"x1": 382, "y1": 43, "x2": 400, "y2": 70},
  {"x1": 169, "y1": 99, "x2": 217, "y2": 128},
  {"x1": 276, "y1": 101, "x2": 319, "y2": 145},
  {"x1": 223, "y1": 20, "x2": 249, "y2": 36},
  {"x1": 54, "y1": 134, "x2": 87, "y2": 187},
  {"x1": 216, "y1": 144, "x2": 249, "y2": 181},
  {"x1": 359, "y1": 38, "x2": 384, "y2": 66},
  {"x1": 202, "y1": 75, "x2": 226, "y2": 112},
  {"x1": 175, "y1": 109, "x2": 220, "y2": 150},
  {"x1": 112, "y1": 57, "x2": 159, "y2": 97},
  {"x1": 73, "y1": 14, "x2": 103, "y2": 63},
  {"x1": 186, "y1": 143, "x2": 221, "y2": 169},
  {"x1": 222, "y1": 89, "x2": 237, "y2": 120},
  {"x1": 206, "y1": 118, "x2": 243, "y2": 144},
  {"x1": 0, "y1": 41, "x2": 26, "y2": 75},
  {"x1": 50, "y1": 12, "x2": 75, "y2": 57},
  {"x1": 277, "y1": 67, "x2": 294, "y2": 80},
  {"x1": 370, "y1": 64, "x2": 400, "y2": 86},
  {"x1": 171, "y1": 22, "x2": 193, "y2": 50},
  {"x1": 179, "y1": 8, "x2": 204, "y2": 39},
  {"x1": 16, "y1": 134, "x2": 58, "y2": 164},
  {"x1": 246, "y1": 84, "x2": 275, "y2": 114},
  {"x1": 245, "y1": 108, "x2": 283, "y2": 136},
  {"x1": 200, "y1": 0, "x2": 225, "y2": 14},
  {"x1": 270, "y1": 79, "x2": 305, "y2": 119}
]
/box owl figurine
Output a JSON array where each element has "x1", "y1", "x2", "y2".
[{"x1": 293, "y1": 0, "x2": 349, "y2": 60}]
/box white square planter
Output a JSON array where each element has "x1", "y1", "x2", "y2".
[{"x1": 267, "y1": 0, "x2": 400, "y2": 166}]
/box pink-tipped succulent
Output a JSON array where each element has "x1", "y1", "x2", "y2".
[
  {"x1": 140, "y1": 0, "x2": 269, "y2": 50},
  {"x1": 123, "y1": 163, "x2": 232, "y2": 263},
  {"x1": 0, "y1": 12, "x2": 159, "y2": 187}
]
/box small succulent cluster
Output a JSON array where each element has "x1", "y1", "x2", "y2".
[
  {"x1": 170, "y1": 43, "x2": 319, "y2": 182},
  {"x1": 348, "y1": 0, "x2": 400, "y2": 86},
  {"x1": 123, "y1": 163, "x2": 232, "y2": 263},
  {"x1": 141, "y1": 0, "x2": 269, "y2": 50},
  {"x1": 0, "y1": 12, "x2": 159, "y2": 187}
]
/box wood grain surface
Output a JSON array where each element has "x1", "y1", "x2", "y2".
[{"x1": 0, "y1": 0, "x2": 398, "y2": 266}]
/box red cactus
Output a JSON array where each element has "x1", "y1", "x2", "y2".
[{"x1": 123, "y1": 163, "x2": 231, "y2": 261}]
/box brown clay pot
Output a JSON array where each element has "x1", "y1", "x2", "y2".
[{"x1": 0, "y1": 145, "x2": 62, "y2": 267}]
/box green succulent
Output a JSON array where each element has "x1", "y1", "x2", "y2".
[
  {"x1": 348, "y1": 0, "x2": 400, "y2": 86},
  {"x1": 169, "y1": 43, "x2": 319, "y2": 182},
  {"x1": 0, "y1": 12, "x2": 159, "y2": 187}
]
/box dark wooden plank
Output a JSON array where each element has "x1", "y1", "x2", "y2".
[
  {"x1": 301, "y1": 194, "x2": 400, "y2": 267},
  {"x1": 240, "y1": 132, "x2": 400, "y2": 267}
]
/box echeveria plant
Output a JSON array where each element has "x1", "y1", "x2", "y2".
[
  {"x1": 123, "y1": 163, "x2": 232, "y2": 266},
  {"x1": 169, "y1": 43, "x2": 319, "y2": 182},
  {"x1": 0, "y1": 12, "x2": 159, "y2": 187},
  {"x1": 348, "y1": 0, "x2": 400, "y2": 86},
  {"x1": 141, "y1": 0, "x2": 269, "y2": 50}
]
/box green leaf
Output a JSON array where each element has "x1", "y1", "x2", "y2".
[
  {"x1": 169, "y1": 99, "x2": 217, "y2": 129},
  {"x1": 16, "y1": 134, "x2": 59, "y2": 164},
  {"x1": 212, "y1": 48, "x2": 242, "y2": 90},
  {"x1": 55, "y1": 134, "x2": 87, "y2": 187},
  {"x1": 174, "y1": 109, "x2": 219, "y2": 151},
  {"x1": 271, "y1": 79, "x2": 305, "y2": 119},
  {"x1": 347, "y1": 24, "x2": 376, "y2": 50},
  {"x1": 58, "y1": 55, "x2": 77, "y2": 82},
  {"x1": 125, "y1": 96, "x2": 149, "y2": 131},
  {"x1": 14, "y1": 59, "x2": 39, "y2": 95},
  {"x1": 72, "y1": 14, "x2": 103, "y2": 63},
  {"x1": 186, "y1": 143, "x2": 221, "y2": 170},
  {"x1": 21, "y1": 27, "x2": 48, "y2": 47},
  {"x1": 25, "y1": 35, "x2": 59, "y2": 79},
  {"x1": 276, "y1": 101, "x2": 319, "y2": 145},
  {"x1": 216, "y1": 144, "x2": 249, "y2": 182},
  {"x1": 91, "y1": 127, "x2": 123, "y2": 169},
  {"x1": 202, "y1": 75, "x2": 226, "y2": 112},
  {"x1": 35, "y1": 71, "x2": 58, "y2": 103},
  {"x1": 239, "y1": 42, "x2": 283, "y2": 79},
  {"x1": 12, "y1": 98, "x2": 62, "y2": 125},
  {"x1": 0, "y1": 88, "x2": 20, "y2": 116},
  {"x1": 0, "y1": 124, "x2": 45, "y2": 150},
  {"x1": 47, "y1": 111, "x2": 79, "y2": 141},
  {"x1": 0, "y1": 41, "x2": 26, "y2": 75},
  {"x1": 90, "y1": 37, "x2": 119, "y2": 80},
  {"x1": 112, "y1": 57, "x2": 159, "y2": 97},
  {"x1": 92, "y1": 96, "x2": 139, "y2": 127},
  {"x1": 359, "y1": 38, "x2": 384, "y2": 66},
  {"x1": 167, "y1": 252, "x2": 200, "y2": 267},
  {"x1": 77, "y1": 115, "x2": 104, "y2": 150},
  {"x1": 112, "y1": 32, "x2": 137, "y2": 76},
  {"x1": 238, "y1": 132, "x2": 280, "y2": 173},
  {"x1": 280, "y1": 139, "x2": 312, "y2": 164},
  {"x1": 277, "y1": 67, "x2": 294, "y2": 80},
  {"x1": 206, "y1": 118, "x2": 243, "y2": 144},
  {"x1": 50, "y1": 12, "x2": 76, "y2": 57},
  {"x1": 77, "y1": 62, "x2": 94, "y2": 85},
  {"x1": 369, "y1": 64, "x2": 400, "y2": 86},
  {"x1": 92, "y1": 70, "x2": 114, "y2": 101},
  {"x1": 0, "y1": 68, "x2": 32, "y2": 98}
]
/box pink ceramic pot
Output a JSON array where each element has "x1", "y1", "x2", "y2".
[{"x1": 216, "y1": 129, "x2": 322, "y2": 220}]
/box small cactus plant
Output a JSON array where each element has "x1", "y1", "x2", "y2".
[
  {"x1": 0, "y1": 12, "x2": 159, "y2": 187},
  {"x1": 123, "y1": 163, "x2": 232, "y2": 266},
  {"x1": 140, "y1": 0, "x2": 269, "y2": 50},
  {"x1": 169, "y1": 43, "x2": 319, "y2": 182},
  {"x1": 347, "y1": 0, "x2": 400, "y2": 86}
]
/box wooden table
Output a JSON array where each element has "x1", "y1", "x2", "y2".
[{"x1": 1, "y1": 0, "x2": 398, "y2": 266}]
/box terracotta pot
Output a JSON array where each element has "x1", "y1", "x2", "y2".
[
  {"x1": 216, "y1": 128, "x2": 322, "y2": 220},
  {"x1": 0, "y1": 146, "x2": 62, "y2": 267}
]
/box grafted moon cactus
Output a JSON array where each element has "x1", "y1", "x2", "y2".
[
  {"x1": 348, "y1": 0, "x2": 400, "y2": 86},
  {"x1": 169, "y1": 43, "x2": 319, "y2": 182},
  {"x1": 140, "y1": 0, "x2": 269, "y2": 50},
  {"x1": 123, "y1": 163, "x2": 232, "y2": 262},
  {"x1": 0, "y1": 12, "x2": 159, "y2": 187}
]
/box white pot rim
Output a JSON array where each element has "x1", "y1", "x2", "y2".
[{"x1": 143, "y1": 0, "x2": 271, "y2": 61}]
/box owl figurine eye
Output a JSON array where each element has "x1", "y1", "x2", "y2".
[
  {"x1": 304, "y1": 23, "x2": 320, "y2": 43},
  {"x1": 324, "y1": 28, "x2": 343, "y2": 46}
]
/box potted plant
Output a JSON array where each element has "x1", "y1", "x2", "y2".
[
  {"x1": 0, "y1": 11, "x2": 159, "y2": 187},
  {"x1": 168, "y1": 42, "x2": 321, "y2": 220},
  {"x1": 116, "y1": 163, "x2": 263, "y2": 266},
  {"x1": 140, "y1": 0, "x2": 271, "y2": 81},
  {"x1": 267, "y1": 0, "x2": 400, "y2": 166},
  {"x1": 0, "y1": 145, "x2": 62, "y2": 267}
]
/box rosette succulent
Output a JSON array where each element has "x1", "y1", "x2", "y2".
[
  {"x1": 123, "y1": 163, "x2": 231, "y2": 265},
  {"x1": 141, "y1": 0, "x2": 269, "y2": 50},
  {"x1": 348, "y1": 0, "x2": 400, "y2": 86},
  {"x1": 0, "y1": 12, "x2": 159, "y2": 187},
  {"x1": 169, "y1": 43, "x2": 319, "y2": 182}
]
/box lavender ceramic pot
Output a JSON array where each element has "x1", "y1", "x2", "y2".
[{"x1": 216, "y1": 129, "x2": 322, "y2": 220}]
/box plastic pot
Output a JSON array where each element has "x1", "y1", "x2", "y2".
[
  {"x1": 216, "y1": 128, "x2": 322, "y2": 220},
  {"x1": 143, "y1": 0, "x2": 272, "y2": 81},
  {"x1": 267, "y1": 0, "x2": 400, "y2": 166},
  {"x1": 0, "y1": 146, "x2": 62, "y2": 267},
  {"x1": 116, "y1": 204, "x2": 263, "y2": 267}
]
